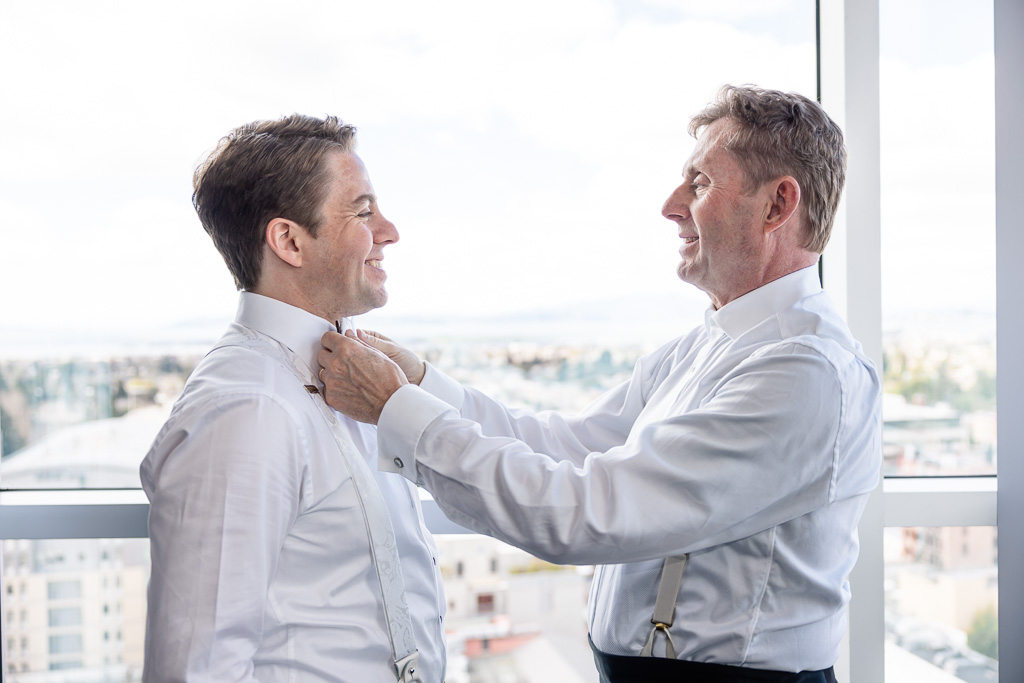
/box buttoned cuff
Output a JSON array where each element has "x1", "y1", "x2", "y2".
[
  {"x1": 419, "y1": 363, "x2": 465, "y2": 409},
  {"x1": 378, "y1": 384, "x2": 456, "y2": 483}
]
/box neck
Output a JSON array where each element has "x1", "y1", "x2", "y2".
[
  {"x1": 251, "y1": 279, "x2": 337, "y2": 325},
  {"x1": 709, "y1": 253, "x2": 818, "y2": 309}
]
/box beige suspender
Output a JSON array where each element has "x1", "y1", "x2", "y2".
[{"x1": 640, "y1": 554, "x2": 688, "y2": 659}]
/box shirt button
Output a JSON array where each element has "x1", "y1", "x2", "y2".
[{"x1": 394, "y1": 457, "x2": 404, "y2": 468}]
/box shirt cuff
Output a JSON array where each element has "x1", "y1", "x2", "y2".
[
  {"x1": 420, "y1": 363, "x2": 465, "y2": 410},
  {"x1": 377, "y1": 384, "x2": 456, "y2": 483}
]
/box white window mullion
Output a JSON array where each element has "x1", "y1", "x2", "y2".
[
  {"x1": 995, "y1": 0, "x2": 1024, "y2": 679},
  {"x1": 819, "y1": 1, "x2": 884, "y2": 681}
]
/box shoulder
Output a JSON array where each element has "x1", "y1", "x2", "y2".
[
  {"x1": 767, "y1": 290, "x2": 879, "y2": 376},
  {"x1": 742, "y1": 334, "x2": 879, "y2": 405},
  {"x1": 143, "y1": 345, "x2": 321, "y2": 478},
  {"x1": 181, "y1": 342, "x2": 320, "y2": 415},
  {"x1": 728, "y1": 293, "x2": 881, "y2": 414},
  {"x1": 733, "y1": 325, "x2": 882, "y2": 470}
]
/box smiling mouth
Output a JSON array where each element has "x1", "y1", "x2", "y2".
[
  {"x1": 366, "y1": 260, "x2": 382, "y2": 268},
  {"x1": 683, "y1": 237, "x2": 698, "y2": 244}
]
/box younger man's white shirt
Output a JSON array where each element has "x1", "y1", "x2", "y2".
[{"x1": 141, "y1": 292, "x2": 446, "y2": 682}]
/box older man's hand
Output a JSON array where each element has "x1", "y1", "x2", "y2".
[
  {"x1": 318, "y1": 329, "x2": 408, "y2": 425},
  {"x1": 354, "y1": 330, "x2": 426, "y2": 385}
]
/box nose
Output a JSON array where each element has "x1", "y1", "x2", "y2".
[
  {"x1": 662, "y1": 184, "x2": 691, "y2": 222},
  {"x1": 373, "y1": 212, "x2": 399, "y2": 245}
]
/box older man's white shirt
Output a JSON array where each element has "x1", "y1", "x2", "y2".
[{"x1": 378, "y1": 265, "x2": 881, "y2": 673}]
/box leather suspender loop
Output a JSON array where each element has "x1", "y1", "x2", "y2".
[
  {"x1": 641, "y1": 621, "x2": 678, "y2": 659},
  {"x1": 640, "y1": 554, "x2": 688, "y2": 658}
]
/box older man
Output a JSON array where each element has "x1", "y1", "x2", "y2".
[
  {"x1": 319, "y1": 86, "x2": 882, "y2": 682},
  {"x1": 141, "y1": 115, "x2": 444, "y2": 682}
]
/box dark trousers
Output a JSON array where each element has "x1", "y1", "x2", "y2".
[{"x1": 589, "y1": 636, "x2": 838, "y2": 683}]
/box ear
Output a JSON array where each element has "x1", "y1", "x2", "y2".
[
  {"x1": 264, "y1": 217, "x2": 305, "y2": 269},
  {"x1": 763, "y1": 176, "x2": 801, "y2": 236}
]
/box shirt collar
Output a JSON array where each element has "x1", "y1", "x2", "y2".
[
  {"x1": 708, "y1": 265, "x2": 822, "y2": 340},
  {"x1": 235, "y1": 292, "x2": 355, "y2": 373}
]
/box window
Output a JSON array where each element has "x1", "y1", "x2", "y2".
[
  {"x1": 2, "y1": 537, "x2": 148, "y2": 676},
  {"x1": 852, "y1": 0, "x2": 1005, "y2": 680},
  {"x1": 46, "y1": 580, "x2": 81, "y2": 601},
  {"x1": 886, "y1": 527, "x2": 998, "y2": 679},
  {"x1": 878, "y1": 0, "x2": 996, "y2": 477},
  {"x1": 0, "y1": 1, "x2": 815, "y2": 491},
  {"x1": 48, "y1": 606, "x2": 82, "y2": 628},
  {"x1": 4, "y1": 1, "x2": 1023, "y2": 682},
  {"x1": 819, "y1": 1, "x2": 1021, "y2": 680},
  {"x1": 0, "y1": 2, "x2": 813, "y2": 670},
  {"x1": 477, "y1": 593, "x2": 496, "y2": 615},
  {"x1": 48, "y1": 633, "x2": 82, "y2": 655}
]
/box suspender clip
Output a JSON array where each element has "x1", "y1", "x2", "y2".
[{"x1": 396, "y1": 650, "x2": 423, "y2": 683}]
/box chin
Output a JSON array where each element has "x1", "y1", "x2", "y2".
[
  {"x1": 362, "y1": 291, "x2": 390, "y2": 314},
  {"x1": 339, "y1": 289, "x2": 389, "y2": 318}
]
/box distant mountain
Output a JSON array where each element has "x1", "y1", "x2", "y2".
[
  {"x1": 358, "y1": 293, "x2": 710, "y2": 346},
  {"x1": 1, "y1": 295, "x2": 710, "y2": 357}
]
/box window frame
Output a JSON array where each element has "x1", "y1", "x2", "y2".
[
  {"x1": 820, "y1": 1, "x2": 1019, "y2": 681},
  {"x1": 993, "y1": 0, "x2": 1024, "y2": 679}
]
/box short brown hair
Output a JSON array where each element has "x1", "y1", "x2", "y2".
[
  {"x1": 192, "y1": 114, "x2": 357, "y2": 290},
  {"x1": 689, "y1": 85, "x2": 846, "y2": 253}
]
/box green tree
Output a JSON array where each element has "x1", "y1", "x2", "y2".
[{"x1": 967, "y1": 604, "x2": 998, "y2": 660}]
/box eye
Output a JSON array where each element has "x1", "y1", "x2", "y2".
[
  {"x1": 358, "y1": 210, "x2": 375, "y2": 219},
  {"x1": 692, "y1": 173, "x2": 710, "y2": 190}
]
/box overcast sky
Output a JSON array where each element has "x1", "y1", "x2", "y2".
[{"x1": 0, "y1": 0, "x2": 995, "y2": 351}]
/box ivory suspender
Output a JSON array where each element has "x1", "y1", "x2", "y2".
[{"x1": 214, "y1": 331, "x2": 423, "y2": 682}]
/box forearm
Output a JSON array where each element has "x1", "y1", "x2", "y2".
[
  {"x1": 381, "y1": 350, "x2": 859, "y2": 565},
  {"x1": 420, "y1": 363, "x2": 636, "y2": 466}
]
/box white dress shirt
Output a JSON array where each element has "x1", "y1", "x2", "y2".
[
  {"x1": 377, "y1": 266, "x2": 882, "y2": 673},
  {"x1": 141, "y1": 293, "x2": 446, "y2": 682}
]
